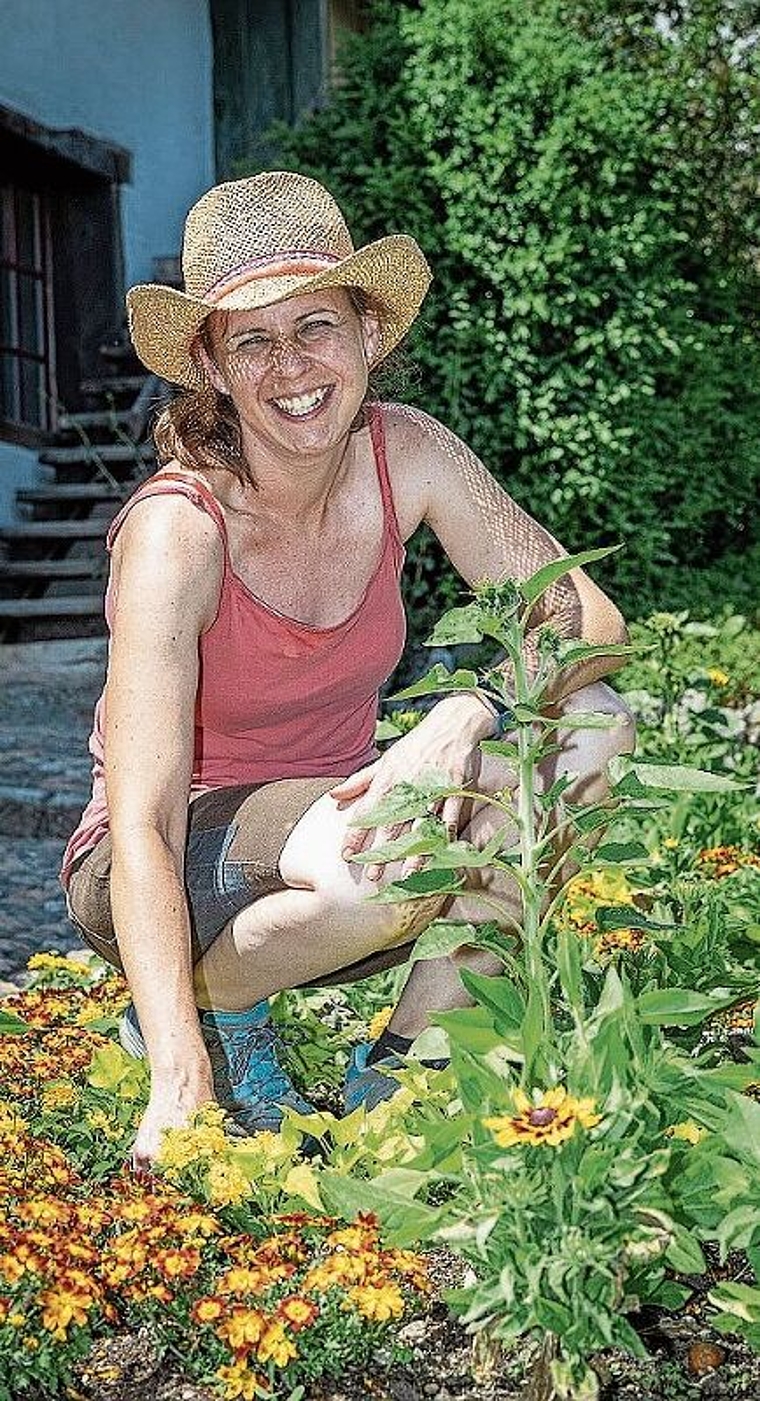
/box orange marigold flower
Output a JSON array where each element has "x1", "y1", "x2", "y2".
[
  {"x1": 192, "y1": 1296, "x2": 226, "y2": 1325},
  {"x1": 346, "y1": 1281, "x2": 405, "y2": 1322},
  {"x1": 698, "y1": 845, "x2": 760, "y2": 879},
  {"x1": 277, "y1": 1294, "x2": 319, "y2": 1331},
  {"x1": 484, "y1": 1086, "x2": 602, "y2": 1149},
  {"x1": 155, "y1": 1247, "x2": 201, "y2": 1279}
]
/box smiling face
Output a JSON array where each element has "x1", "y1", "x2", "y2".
[{"x1": 200, "y1": 288, "x2": 381, "y2": 464}]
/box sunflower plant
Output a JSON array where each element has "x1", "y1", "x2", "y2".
[{"x1": 345, "y1": 548, "x2": 757, "y2": 1399}]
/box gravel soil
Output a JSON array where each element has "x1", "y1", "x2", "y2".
[{"x1": 59, "y1": 1254, "x2": 760, "y2": 1401}]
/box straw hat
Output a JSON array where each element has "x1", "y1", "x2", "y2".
[{"x1": 126, "y1": 171, "x2": 432, "y2": 389}]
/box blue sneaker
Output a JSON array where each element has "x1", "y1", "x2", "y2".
[
  {"x1": 119, "y1": 1000, "x2": 315, "y2": 1135},
  {"x1": 343, "y1": 1041, "x2": 404, "y2": 1114}
]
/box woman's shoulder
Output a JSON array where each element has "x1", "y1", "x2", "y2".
[{"x1": 111, "y1": 462, "x2": 226, "y2": 561}]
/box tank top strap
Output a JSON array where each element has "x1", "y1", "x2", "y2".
[
  {"x1": 367, "y1": 403, "x2": 402, "y2": 550},
  {"x1": 106, "y1": 471, "x2": 230, "y2": 560}
]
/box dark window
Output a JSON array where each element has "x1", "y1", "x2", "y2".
[{"x1": 0, "y1": 182, "x2": 57, "y2": 431}]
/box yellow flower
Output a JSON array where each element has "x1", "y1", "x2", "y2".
[
  {"x1": 346, "y1": 1281, "x2": 405, "y2": 1322},
  {"x1": 41, "y1": 1081, "x2": 78, "y2": 1112},
  {"x1": 0, "y1": 1102, "x2": 27, "y2": 1133},
  {"x1": 206, "y1": 1161, "x2": 251, "y2": 1208},
  {"x1": 484, "y1": 1085, "x2": 602, "y2": 1149},
  {"x1": 663, "y1": 837, "x2": 680, "y2": 850},
  {"x1": 593, "y1": 926, "x2": 647, "y2": 960},
  {"x1": 216, "y1": 1361, "x2": 264, "y2": 1401},
  {"x1": 668, "y1": 1121, "x2": 706, "y2": 1145},
  {"x1": 707, "y1": 668, "x2": 729, "y2": 687},
  {"x1": 158, "y1": 1108, "x2": 228, "y2": 1172},
  {"x1": 367, "y1": 1005, "x2": 395, "y2": 1041},
  {"x1": 256, "y1": 1319, "x2": 297, "y2": 1368},
  {"x1": 217, "y1": 1306, "x2": 266, "y2": 1352}
]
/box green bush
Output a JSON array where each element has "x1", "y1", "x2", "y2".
[{"x1": 259, "y1": 0, "x2": 760, "y2": 637}]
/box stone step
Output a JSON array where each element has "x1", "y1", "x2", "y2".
[
  {"x1": 0, "y1": 520, "x2": 111, "y2": 542},
  {"x1": 17, "y1": 484, "x2": 125, "y2": 505},
  {"x1": 0, "y1": 558, "x2": 106, "y2": 580},
  {"x1": 80, "y1": 375, "x2": 146, "y2": 397},
  {"x1": 0, "y1": 595, "x2": 104, "y2": 620},
  {"x1": 39, "y1": 443, "x2": 154, "y2": 467},
  {"x1": 58, "y1": 409, "x2": 133, "y2": 432}
]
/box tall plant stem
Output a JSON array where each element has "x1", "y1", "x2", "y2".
[{"x1": 511, "y1": 627, "x2": 552, "y2": 1071}]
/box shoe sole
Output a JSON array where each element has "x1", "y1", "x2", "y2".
[{"x1": 119, "y1": 1009, "x2": 147, "y2": 1059}]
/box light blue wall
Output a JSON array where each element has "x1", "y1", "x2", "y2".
[
  {"x1": 0, "y1": 443, "x2": 40, "y2": 523},
  {"x1": 0, "y1": 0, "x2": 215, "y2": 287}
]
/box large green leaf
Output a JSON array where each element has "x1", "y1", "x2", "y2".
[
  {"x1": 424, "y1": 602, "x2": 504, "y2": 647},
  {"x1": 459, "y1": 969, "x2": 526, "y2": 1029},
  {"x1": 0, "y1": 1009, "x2": 29, "y2": 1035},
  {"x1": 593, "y1": 841, "x2": 650, "y2": 864},
  {"x1": 610, "y1": 756, "x2": 744, "y2": 794},
  {"x1": 637, "y1": 988, "x2": 738, "y2": 1027},
  {"x1": 391, "y1": 664, "x2": 479, "y2": 700},
  {"x1": 351, "y1": 775, "x2": 456, "y2": 825},
  {"x1": 371, "y1": 868, "x2": 465, "y2": 901},
  {"x1": 596, "y1": 905, "x2": 674, "y2": 933},
  {"x1": 519, "y1": 544, "x2": 623, "y2": 605},
  {"x1": 407, "y1": 920, "x2": 478, "y2": 966},
  {"x1": 318, "y1": 1170, "x2": 443, "y2": 1246}
]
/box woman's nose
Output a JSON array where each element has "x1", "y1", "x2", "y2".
[{"x1": 269, "y1": 335, "x2": 309, "y2": 374}]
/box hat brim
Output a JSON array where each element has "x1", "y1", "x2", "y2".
[{"x1": 126, "y1": 234, "x2": 432, "y2": 389}]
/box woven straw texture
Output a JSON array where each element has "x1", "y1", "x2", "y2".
[{"x1": 127, "y1": 172, "x2": 431, "y2": 388}]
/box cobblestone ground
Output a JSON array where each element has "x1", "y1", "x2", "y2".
[{"x1": 0, "y1": 640, "x2": 106, "y2": 982}]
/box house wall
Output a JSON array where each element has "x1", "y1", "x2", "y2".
[{"x1": 0, "y1": 0, "x2": 215, "y2": 287}]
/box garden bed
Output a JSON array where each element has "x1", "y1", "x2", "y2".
[{"x1": 1, "y1": 607, "x2": 758, "y2": 1401}]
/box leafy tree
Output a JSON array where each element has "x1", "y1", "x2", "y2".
[{"x1": 261, "y1": 0, "x2": 760, "y2": 631}]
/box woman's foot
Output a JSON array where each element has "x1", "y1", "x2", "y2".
[{"x1": 120, "y1": 1001, "x2": 315, "y2": 1134}]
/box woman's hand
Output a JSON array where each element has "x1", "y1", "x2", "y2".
[
  {"x1": 331, "y1": 693, "x2": 495, "y2": 880},
  {"x1": 129, "y1": 1066, "x2": 215, "y2": 1172}
]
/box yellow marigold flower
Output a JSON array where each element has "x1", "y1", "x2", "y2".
[
  {"x1": 155, "y1": 1247, "x2": 201, "y2": 1280},
  {"x1": 40, "y1": 1286, "x2": 92, "y2": 1339},
  {"x1": 484, "y1": 1085, "x2": 602, "y2": 1149},
  {"x1": 41, "y1": 1081, "x2": 78, "y2": 1112},
  {"x1": 668, "y1": 1121, "x2": 706, "y2": 1145},
  {"x1": 663, "y1": 837, "x2": 680, "y2": 850},
  {"x1": 0, "y1": 1255, "x2": 27, "y2": 1285},
  {"x1": 707, "y1": 668, "x2": 729, "y2": 687},
  {"x1": 256, "y1": 1319, "x2": 297, "y2": 1368},
  {"x1": 346, "y1": 1281, "x2": 405, "y2": 1322},
  {"x1": 217, "y1": 1306, "x2": 266, "y2": 1352},
  {"x1": 593, "y1": 926, "x2": 647, "y2": 959},
  {"x1": 367, "y1": 1005, "x2": 395, "y2": 1041},
  {"x1": 216, "y1": 1361, "x2": 264, "y2": 1401},
  {"x1": 158, "y1": 1115, "x2": 228, "y2": 1172},
  {"x1": 206, "y1": 1160, "x2": 251, "y2": 1208},
  {"x1": 0, "y1": 1102, "x2": 28, "y2": 1133},
  {"x1": 219, "y1": 1266, "x2": 269, "y2": 1295}
]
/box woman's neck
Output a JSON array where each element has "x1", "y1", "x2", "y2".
[{"x1": 234, "y1": 426, "x2": 356, "y2": 522}]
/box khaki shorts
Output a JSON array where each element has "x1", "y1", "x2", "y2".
[{"x1": 66, "y1": 777, "x2": 420, "y2": 986}]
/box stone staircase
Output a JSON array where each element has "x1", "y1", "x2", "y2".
[{"x1": 0, "y1": 350, "x2": 166, "y2": 642}]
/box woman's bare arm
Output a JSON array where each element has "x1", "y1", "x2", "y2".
[
  {"x1": 385, "y1": 404, "x2": 628, "y2": 705},
  {"x1": 105, "y1": 493, "x2": 224, "y2": 1164}
]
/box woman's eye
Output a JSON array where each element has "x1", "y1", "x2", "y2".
[{"x1": 300, "y1": 319, "x2": 335, "y2": 338}]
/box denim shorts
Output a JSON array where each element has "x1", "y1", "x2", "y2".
[
  {"x1": 65, "y1": 776, "x2": 419, "y2": 986},
  {"x1": 66, "y1": 777, "x2": 340, "y2": 971}
]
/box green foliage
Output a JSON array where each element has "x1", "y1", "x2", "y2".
[{"x1": 266, "y1": 0, "x2": 760, "y2": 634}]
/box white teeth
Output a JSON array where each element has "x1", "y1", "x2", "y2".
[{"x1": 272, "y1": 387, "x2": 329, "y2": 416}]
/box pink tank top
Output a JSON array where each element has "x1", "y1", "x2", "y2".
[{"x1": 60, "y1": 404, "x2": 406, "y2": 886}]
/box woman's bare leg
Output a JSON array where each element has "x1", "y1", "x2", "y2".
[
  {"x1": 387, "y1": 682, "x2": 635, "y2": 1038},
  {"x1": 193, "y1": 681, "x2": 633, "y2": 1016}
]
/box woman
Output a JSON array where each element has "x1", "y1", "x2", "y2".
[{"x1": 62, "y1": 172, "x2": 633, "y2": 1168}]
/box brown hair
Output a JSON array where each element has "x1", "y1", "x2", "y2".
[{"x1": 151, "y1": 288, "x2": 390, "y2": 485}]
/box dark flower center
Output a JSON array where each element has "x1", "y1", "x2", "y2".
[{"x1": 528, "y1": 1107, "x2": 558, "y2": 1127}]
